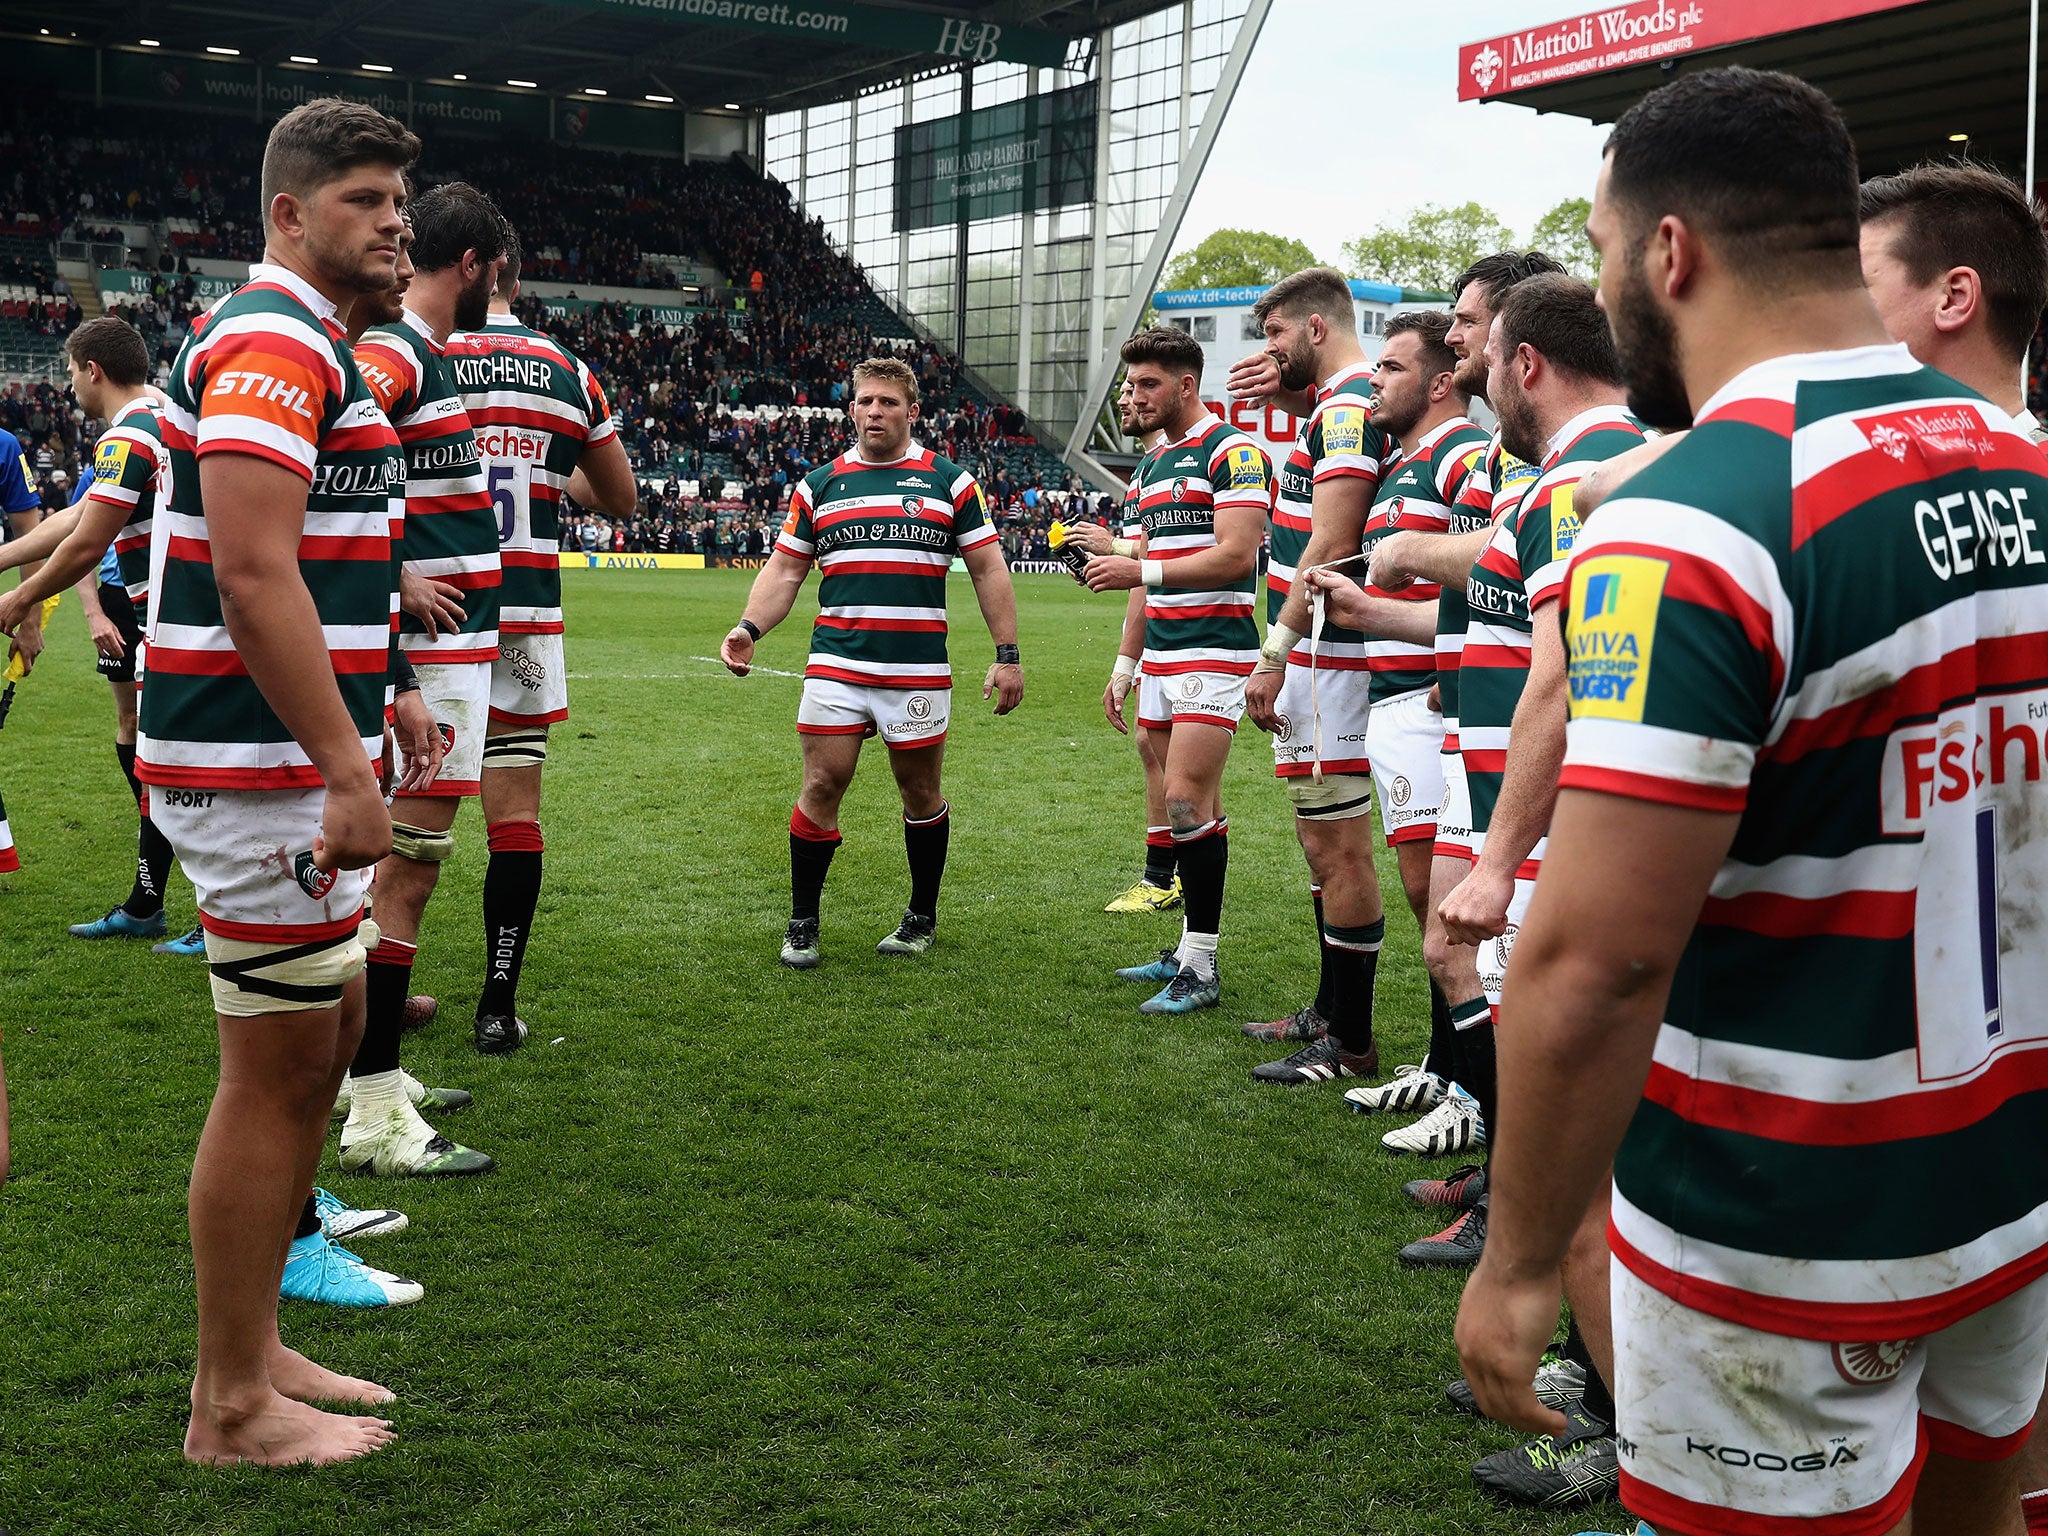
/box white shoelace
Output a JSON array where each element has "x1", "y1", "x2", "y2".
[{"x1": 1293, "y1": 551, "x2": 1372, "y2": 784}]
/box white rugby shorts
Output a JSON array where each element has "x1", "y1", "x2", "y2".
[
  {"x1": 1271, "y1": 656, "x2": 1371, "y2": 778},
  {"x1": 491, "y1": 631, "x2": 570, "y2": 726},
  {"x1": 150, "y1": 783, "x2": 371, "y2": 945},
  {"x1": 398, "y1": 659, "x2": 488, "y2": 800},
  {"x1": 1137, "y1": 668, "x2": 1247, "y2": 733},
  {"x1": 1476, "y1": 868, "x2": 1535, "y2": 1018},
  {"x1": 798, "y1": 676, "x2": 949, "y2": 749},
  {"x1": 1365, "y1": 687, "x2": 1445, "y2": 846},
  {"x1": 1436, "y1": 747, "x2": 1474, "y2": 861},
  {"x1": 1612, "y1": 1260, "x2": 2048, "y2": 1536}
]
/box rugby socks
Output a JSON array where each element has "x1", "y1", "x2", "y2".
[
  {"x1": 1311, "y1": 887, "x2": 1332, "y2": 1015},
  {"x1": 479, "y1": 820, "x2": 544, "y2": 1018},
  {"x1": 1579, "y1": 1355, "x2": 1616, "y2": 1431},
  {"x1": 1142, "y1": 827, "x2": 1177, "y2": 889},
  {"x1": 1424, "y1": 977, "x2": 1456, "y2": 1084},
  {"x1": 1172, "y1": 817, "x2": 1227, "y2": 980},
  {"x1": 293, "y1": 1193, "x2": 321, "y2": 1242},
  {"x1": 352, "y1": 936, "x2": 415, "y2": 1093},
  {"x1": 115, "y1": 741, "x2": 171, "y2": 919},
  {"x1": 2022, "y1": 1488, "x2": 2048, "y2": 1532},
  {"x1": 789, "y1": 806, "x2": 840, "y2": 923},
  {"x1": 1449, "y1": 997, "x2": 1496, "y2": 1132},
  {"x1": 904, "y1": 801, "x2": 949, "y2": 920},
  {"x1": 1322, "y1": 916, "x2": 1384, "y2": 1054}
]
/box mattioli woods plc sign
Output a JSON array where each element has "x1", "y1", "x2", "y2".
[{"x1": 1459, "y1": 0, "x2": 1924, "y2": 100}]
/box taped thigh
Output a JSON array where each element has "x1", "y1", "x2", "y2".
[
  {"x1": 1287, "y1": 772, "x2": 1375, "y2": 821},
  {"x1": 206, "y1": 920, "x2": 375, "y2": 1017}
]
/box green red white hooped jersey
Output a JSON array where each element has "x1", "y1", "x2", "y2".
[
  {"x1": 447, "y1": 312, "x2": 616, "y2": 635},
  {"x1": 140, "y1": 262, "x2": 399, "y2": 791},
  {"x1": 1459, "y1": 407, "x2": 1645, "y2": 861},
  {"x1": 1438, "y1": 431, "x2": 1538, "y2": 745},
  {"x1": 775, "y1": 446, "x2": 995, "y2": 688},
  {"x1": 85, "y1": 394, "x2": 169, "y2": 628},
  {"x1": 1266, "y1": 363, "x2": 1386, "y2": 650},
  {"x1": 1359, "y1": 417, "x2": 1487, "y2": 703},
  {"x1": 355, "y1": 309, "x2": 502, "y2": 662},
  {"x1": 1137, "y1": 415, "x2": 1273, "y2": 674},
  {"x1": 1560, "y1": 343, "x2": 2048, "y2": 1338}
]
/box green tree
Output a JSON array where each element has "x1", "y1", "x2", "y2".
[
  {"x1": 1159, "y1": 228, "x2": 1324, "y2": 291},
  {"x1": 1528, "y1": 197, "x2": 1598, "y2": 280},
  {"x1": 1340, "y1": 202, "x2": 1516, "y2": 294}
]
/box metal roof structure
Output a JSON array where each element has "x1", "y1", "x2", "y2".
[
  {"x1": 2, "y1": 0, "x2": 1179, "y2": 114},
  {"x1": 1459, "y1": 0, "x2": 2043, "y2": 181}
]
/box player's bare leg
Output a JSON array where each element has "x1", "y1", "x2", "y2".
[
  {"x1": 1910, "y1": 1453, "x2": 2028, "y2": 1536},
  {"x1": 476, "y1": 720, "x2": 548, "y2": 1050},
  {"x1": 2016, "y1": 1383, "x2": 2048, "y2": 1530},
  {"x1": 186, "y1": 984, "x2": 395, "y2": 1466},
  {"x1": 879, "y1": 738, "x2": 948, "y2": 954},
  {"x1": 1108, "y1": 723, "x2": 1181, "y2": 912},
  {"x1": 1130, "y1": 721, "x2": 1232, "y2": 1013},
  {"x1": 784, "y1": 732, "x2": 863, "y2": 967}
]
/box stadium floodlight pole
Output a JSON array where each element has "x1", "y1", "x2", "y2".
[
  {"x1": 1060, "y1": 0, "x2": 1274, "y2": 484},
  {"x1": 2030, "y1": 0, "x2": 2041, "y2": 196}
]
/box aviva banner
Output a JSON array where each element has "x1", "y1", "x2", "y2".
[
  {"x1": 895, "y1": 82, "x2": 1096, "y2": 232},
  {"x1": 561, "y1": 552, "x2": 708, "y2": 570}
]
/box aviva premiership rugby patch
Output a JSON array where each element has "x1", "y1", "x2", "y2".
[
  {"x1": 1227, "y1": 445, "x2": 1267, "y2": 489},
  {"x1": 1549, "y1": 483, "x2": 1582, "y2": 562},
  {"x1": 1322, "y1": 405, "x2": 1367, "y2": 456},
  {"x1": 94, "y1": 437, "x2": 132, "y2": 483},
  {"x1": 1567, "y1": 554, "x2": 1667, "y2": 720}
]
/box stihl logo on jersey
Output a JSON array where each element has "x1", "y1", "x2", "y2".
[
  {"x1": 210, "y1": 371, "x2": 316, "y2": 418},
  {"x1": 1881, "y1": 693, "x2": 2048, "y2": 832},
  {"x1": 358, "y1": 361, "x2": 402, "y2": 400}
]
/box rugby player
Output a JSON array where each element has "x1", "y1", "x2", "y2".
[
  {"x1": 1100, "y1": 376, "x2": 1180, "y2": 915},
  {"x1": 1457, "y1": 68, "x2": 2048, "y2": 1536},
  {"x1": 1081, "y1": 327, "x2": 1270, "y2": 1014},
  {"x1": 1343, "y1": 254, "x2": 1559, "y2": 1168},
  {"x1": 449, "y1": 225, "x2": 636, "y2": 1049},
  {"x1": 336, "y1": 184, "x2": 504, "y2": 1174},
  {"x1": 140, "y1": 97, "x2": 430, "y2": 1466},
  {"x1": 0, "y1": 420, "x2": 49, "y2": 679},
  {"x1": 0, "y1": 321, "x2": 199, "y2": 952},
  {"x1": 1231, "y1": 268, "x2": 1393, "y2": 1082},
  {"x1": 721, "y1": 356, "x2": 1023, "y2": 967}
]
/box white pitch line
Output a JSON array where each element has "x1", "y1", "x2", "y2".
[{"x1": 564, "y1": 659, "x2": 806, "y2": 680}]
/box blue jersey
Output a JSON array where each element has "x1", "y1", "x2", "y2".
[{"x1": 0, "y1": 428, "x2": 39, "y2": 518}]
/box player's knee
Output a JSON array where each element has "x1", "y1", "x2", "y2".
[{"x1": 1165, "y1": 793, "x2": 1201, "y2": 830}]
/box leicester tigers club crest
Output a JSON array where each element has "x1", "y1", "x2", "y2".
[
  {"x1": 902, "y1": 495, "x2": 925, "y2": 518},
  {"x1": 1274, "y1": 712, "x2": 1293, "y2": 743},
  {"x1": 294, "y1": 850, "x2": 338, "y2": 901},
  {"x1": 1384, "y1": 497, "x2": 1405, "y2": 527},
  {"x1": 1170, "y1": 477, "x2": 1189, "y2": 502}
]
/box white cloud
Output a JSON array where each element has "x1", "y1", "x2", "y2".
[{"x1": 1176, "y1": 0, "x2": 1614, "y2": 270}]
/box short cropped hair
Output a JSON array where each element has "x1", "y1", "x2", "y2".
[
  {"x1": 851, "y1": 356, "x2": 919, "y2": 405},
  {"x1": 409, "y1": 182, "x2": 508, "y2": 276},
  {"x1": 1121, "y1": 325, "x2": 1206, "y2": 382},
  {"x1": 1384, "y1": 310, "x2": 1458, "y2": 381},
  {"x1": 1253, "y1": 267, "x2": 1355, "y2": 330},
  {"x1": 1604, "y1": 67, "x2": 1860, "y2": 290},
  {"x1": 1453, "y1": 250, "x2": 1567, "y2": 309},
  {"x1": 1498, "y1": 273, "x2": 1622, "y2": 386},
  {"x1": 65, "y1": 316, "x2": 150, "y2": 387},
  {"x1": 260, "y1": 98, "x2": 419, "y2": 215},
  {"x1": 496, "y1": 221, "x2": 522, "y2": 295},
  {"x1": 1860, "y1": 161, "x2": 2048, "y2": 361}
]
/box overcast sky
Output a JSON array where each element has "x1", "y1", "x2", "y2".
[{"x1": 1175, "y1": 0, "x2": 1615, "y2": 268}]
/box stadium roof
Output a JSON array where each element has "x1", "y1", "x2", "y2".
[
  {"x1": 4, "y1": 0, "x2": 1182, "y2": 113},
  {"x1": 1457, "y1": 0, "x2": 2044, "y2": 179}
]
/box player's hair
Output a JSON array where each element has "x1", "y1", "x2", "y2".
[
  {"x1": 1120, "y1": 325, "x2": 1206, "y2": 382},
  {"x1": 408, "y1": 181, "x2": 509, "y2": 275},
  {"x1": 1452, "y1": 250, "x2": 1567, "y2": 309},
  {"x1": 1860, "y1": 162, "x2": 2048, "y2": 362},
  {"x1": 1252, "y1": 267, "x2": 1355, "y2": 330},
  {"x1": 1603, "y1": 67, "x2": 1860, "y2": 291},
  {"x1": 496, "y1": 220, "x2": 522, "y2": 295},
  {"x1": 1384, "y1": 310, "x2": 1459, "y2": 381},
  {"x1": 851, "y1": 356, "x2": 919, "y2": 405},
  {"x1": 260, "y1": 97, "x2": 419, "y2": 216},
  {"x1": 65, "y1": 316, "x2": 149, "y2": 387},
  {"x1": 1497, "y1": 273, "x2": 1622, "y2": 386}
]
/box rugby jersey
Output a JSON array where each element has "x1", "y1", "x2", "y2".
[
  {"x1": 1359, "y1": 417, "x2": 1487, "y2": 702},
  {"x1": 1268, "y1": 363, "x2": 1384, "y2": 635},
  {"x1": 1137, "y1": 416, "x2": 1272, "y2": 675},
  {"x1": 356, "y1": 309, "x2": 500, "y2": 663},
  {"x1": 139, "y1": 263, "x2": 399, "y2": 792},
  {"x1": 448, "y1": 312, "x2": 616, "y2": 635},
  {"x1": 1439, "y1": 432, "x2": 1537, "y2": 749},
  {"x1": 774, "y1": 445, "x2": 995, "y2": 688},
  {"x1": 83, "y1": 395, "x2": 169, "y2": 627},
  {"x1": 1560, "y1": 345, "x2": 2048, "y2": 1338},
  {"x1": 1462, "y1": 407, "x2": 1644, "y2": 857}
]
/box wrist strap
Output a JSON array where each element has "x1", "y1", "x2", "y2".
[
  {"x1": 1110, "y1": 537, "x2": 1137, "y2": 558},
  {"x1": 1140, "y1": 558, "x2": 1164, "y2": 588},
  {"x1": 1111, "y1": 654, "x2": 1138, "y2": 682},
  {"x1": 737, "y1": 618, "x2": 762, "y2": 641},
  {"x1": 994, "y1": 643, "x2": 1020, "y2": 666}
]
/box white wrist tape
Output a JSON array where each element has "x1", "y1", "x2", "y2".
[
  {"x1": 1140, "y1": 558, "x2": 1164, "y2": 587},
  {"x1": 1110, "y1": 537, "x2": 1137, "y2": 558},
  {"x1": 1112, "y1": 654, "x2": 1138, "y2": 683},
  {"x1": 1260, "y1": 622, "x2": 1303, "y2": 665}
]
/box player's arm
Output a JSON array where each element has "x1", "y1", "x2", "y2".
[
  {"x1": 70, "y1": 573, "x2": 124, "y2": 662},
  {"x1": 1298, "y1": 568, "x2": 1439, "y2": 645},
  {"x1": 5, "y1": 503, "x2": 48, "y2": 676},
  {"x1": 0, "y1": 503, "x2": 83, "y2": 573},
  {"x1": 1224, "y1": 350, "x2": 1315, "y2": 420},
  {"x1": 1247, "y1": 475, "x2": 1375, "y2": 731},
  {"x1": 567, "y1": 433, "x2": 636, "y2": 516},
  {"x1": 205, "y1": 453, "x2": 389, "y2": 868},
  {"x1": 961, "y1": 539, "x2": 1024, "y2": 715},
  {"x1": 0, "y1": 498, "x2": 125, "y2": 627},
  {"x1": 1370, "y1": 526, "x2": 1494, "y2": 593},
  {"x1": 1101, "y1": 531, "x2": 1147, "y2": 735},
  {"x1": 1573, "y1": 431, "x2": 1681, "y2": 516},
  {"x1": 720, "y1": 548, "x2": 809, "y2": 675},
  {"x1": 1439, "y1": 601, "x2": 1565, "y2": 946},
  {"x1": 1084, "y1": 501, "x2": 1263, "y2": 594}
]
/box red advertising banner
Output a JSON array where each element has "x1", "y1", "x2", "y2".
[{"x1": 1458, "y1": 0, "x2": 1927, "y2": 100}]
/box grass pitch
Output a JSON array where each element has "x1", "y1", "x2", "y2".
[{"x1": 0, "y1": 571, "x2": 1602, "y2": 1535}]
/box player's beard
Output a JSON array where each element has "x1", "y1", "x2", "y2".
[
  {"x1": 1274, "y1": 335, "x2": 1317, "y2": 392},
  {"x1": 306, "y1": 219, "x2": 400, "y2": 298},
  {"x1": 1369, "y1": 379, "x2": 1421, "y2": 442},
  {"x1": 454, "y1": 265, "x2": 494, "y2": 333},
  {"x1": 1491, "y1": 373, "x2": 1542, "y2": 465},
  {"x1": 1452, "y1": 346, "x2": 1489, "y2": 400},
  {"x1": 1606, "y1": 252, "x2": 1693, "y2": 431}
]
